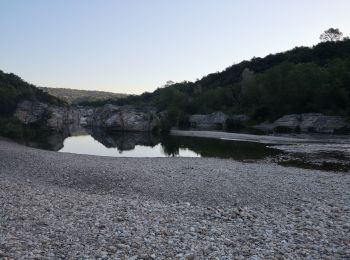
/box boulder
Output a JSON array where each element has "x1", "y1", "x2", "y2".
[
  {"x1": 14, "y1": 100, "x2": 48, "y2": 124},
  {"x1": 14, "y1": 101, "x2": 160, "y2": 133},
  {"x1": 14, "y1": 100, "x2": 79, "y2": 132},
  {"x1": 189, "y1": 112, "x2": 227, "y2": 130},
  {"x1": 255, "y1": 113, "x2": 350, "y2": 134},
  {"x1": 83, "y1": 104, "x2": 159, "y2": 132}
]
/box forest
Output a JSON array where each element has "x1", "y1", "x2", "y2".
[
  {"x1": 1, "y1": 33, "x2": 350, "y2": 134},
  {"x1": 79, "y1": 38, "x2": 350, "y2": 129},
  {"x1": 0, "y1": 70, "x2": 64, "y2": 138}
]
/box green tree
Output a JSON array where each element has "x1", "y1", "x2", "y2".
[{"x1": 320, "y1": 28, "x2": 343, "y2": 42}]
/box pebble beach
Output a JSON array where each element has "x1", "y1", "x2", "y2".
[{"x1": 0, "y1": 139, "x2": 349, "y2": 259}]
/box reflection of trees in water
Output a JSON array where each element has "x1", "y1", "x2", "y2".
[
  {"x1": 24, "y1": 133, "x2": 66, "y2": 151},
  {"x1": 160, "y1": 136, "x2": 281, "y2": 160},
  {"x1": 23, "y1": 124, "x2": 88, "y2": 151},
  {"x1": 159, "y1": 136, "x2": 181, "y2": 156},
  {"x1": 27, "y1": 126, "x2": 281, "y2": 160},
  {"x1": 88, "y1": 129, "x2": 160, "y2": 152}
]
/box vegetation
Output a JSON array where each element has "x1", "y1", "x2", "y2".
[
  {"x1": 80, "y1": 38, "x2": 350, "y2": 129},
  {"x1": 320, "y1": 28, "x2": 344, "y2": 42},
  {"x1": 40, "y1": 87, "x2": 127, "y2": 104},
  {"x1": 0, "y1": 70, "x2": 64, "y2": 117},
  {"x1": 1, "y1": 29, "x2": 350, "y2": 135},
  {"x1": 0, "y1": 70, "x2": 64, "y2": 139},
  {"x1": 0, "y1": 116, "x2": 49, "y2": 140}
]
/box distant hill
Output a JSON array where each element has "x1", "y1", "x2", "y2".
[{"x1": 39, "y1": 87, "x2": 128, "y2": 104}]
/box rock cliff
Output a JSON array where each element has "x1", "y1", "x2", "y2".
[
  {"x1": 14, "y1": 100, "x2": 79, "y2": 133},
  {"x1": 14, "y1": 101, "x2": 160, "y2": 133},
  {"x1": 255, "y1": 113, "x2": 350, "y2": 134},
  {"x1": 189, "y1": 112, "x2": 227, "y2": 130},
  {"x1": 80, "y1": 104, "x2": 159, "y2": 132}
]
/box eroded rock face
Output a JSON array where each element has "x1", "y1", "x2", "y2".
[
  {"x1": 190, "y1": 112, "x2": 228, "y2": 130},
  {"x1": 14, "y1": 101, "x2": 48, "y2": 124},
  {"x1": 14, "y1": 101, "x2": 160, "y2": 133},
  {"x1": 255, "y1": 113, "x2": 350, "y2": 134},
  {"x1": 14, "y1": 100, "x2": 79, "y2": 132},
  {"x1": 82, "y1": 104, "x2": 159, "y2": 132}
]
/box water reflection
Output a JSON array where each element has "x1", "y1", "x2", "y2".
[
  {"x1": 20, "y1": 126, "x2": 281, "y2": 159},
  {"x1": 59, "y1": 135, "x2": 199, "y2": 157},
  {"x1": 88, "y1": 129, "x2": 159, "y2": 151},
  {"x1": 56, "y1": 129, "x2": 280, "y2": 159},
  {"x1": 161, "y1": 135, "x2": 281, "y2": 160}
]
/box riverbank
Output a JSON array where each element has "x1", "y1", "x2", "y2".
[
  {"x1": 171, "y1": 130, "x2": 350, "y2": 172},
  {"x1": 0, "y1": 139, "x2": 349, "y2": 258},
  {"x1": 170, "y1": 129, "x2": 350, "y2": 145}
]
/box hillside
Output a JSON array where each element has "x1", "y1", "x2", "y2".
[
  {"x1": 40, "y1": 87, "x2": 127, "y2": 104},
  {"x1": 0, "y1": 70, "x2": 64, "y2": 117},
  {"x1": 1, "y1": 39, "x2": 350, "y2": 135},
  {"x1": 93, "y1": 39, "x2": 350, "y2": 128},
  {"x1": 0, "y1": 70, "x2": 66, "y2": 139}
]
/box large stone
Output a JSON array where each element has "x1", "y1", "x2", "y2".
[
  {"x1": 14, "y1": 100, "x2": 79, "y2": 132},
  {"x1": 189, "y1": 112, "x2": 228, "y2": 130},
  {"x1": 14, "y1": 101, "x2": 160, "y2": 133},
  {"x1": 255, "y1": 113, "x2": 350, "y2": 134},
  {"x1": 14, "y1": 100, "x2": 48, "y2": 124},
  {"x1": 82, "y1": 104, "x2": 159, "y2": 132}
]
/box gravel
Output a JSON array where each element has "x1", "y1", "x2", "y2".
[{"x1": 0, "y1": 139, "x2": 349, "y2": 259}]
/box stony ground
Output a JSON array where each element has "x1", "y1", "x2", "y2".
[{"x1": 0, "y1": 139, "x2": 349, "y2": 259}]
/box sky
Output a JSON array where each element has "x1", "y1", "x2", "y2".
[{"x1": 1, "y1": 1, "x2": 350, "y2": 94}]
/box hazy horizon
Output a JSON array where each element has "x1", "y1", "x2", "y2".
[{"x1": 1, "y1": 0, "x2": 350, "y2": 94}]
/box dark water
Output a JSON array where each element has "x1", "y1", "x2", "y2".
[
  {"x1": 18, "y1": 128, "x2": 350, "y2": 171},
  {"x1": 55, "y1": 130, "x2": 280, "y2": 160},
  {"x1": 21, "y1": 127, "x2": 281, "y2": 160}
]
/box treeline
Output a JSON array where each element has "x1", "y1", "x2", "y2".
[
  {"x1": 79, "y1": 39, "x2": 350, "y2": 127},
  {"x1": 0, "y1": 70, "x2": 65, "y2": 116},
  {"x1": 1, "y1": 37, "x2": 350, "y2": 136},
  {"x1": 0, "y1": 70, "x2": 65, "y2": 139}
]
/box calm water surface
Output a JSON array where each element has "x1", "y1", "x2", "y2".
[
  {"x1": 20, "y1": 129, "x2": 350, "y2": 171},
  {"x1": 55, "y1": 131, "x2": 280, "y2": 160},
  {"x1": 59, "y1": 135, "x2": 200, "y2": 157}
]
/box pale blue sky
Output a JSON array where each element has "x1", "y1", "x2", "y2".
[{"x1": 1, "y1": 0, "x2": 349, "y2": 94}]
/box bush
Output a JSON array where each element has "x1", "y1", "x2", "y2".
[{"x1": 0, "y1": 117, "x2": 25, "y2": 138}]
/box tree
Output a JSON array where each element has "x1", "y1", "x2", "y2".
[
  {"x1": 320, "y1": 28, "x2": 343, "y2": 42},
  {"x1": 240, "y1": 68, "x2": 259, "y2": 105},
  {"x1": 164, "y1": 80, "x2": 175, "y2": 87}
]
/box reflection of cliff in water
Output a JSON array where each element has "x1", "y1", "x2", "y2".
[
  {"x1": 160, "y1": 135, "x2": 281, "y2": 160},
  {"x1": 23, "y1": 124, "x2": 88, "y2": 151},
  {"x1": 88, "y1": 129, "x2": 160, "y2": 151},
  {"x1": 24, "y1": 126, "x2": 281, "y2": 160},
  {"x1": 24, "y1": 133, "x2": 66, "y2": 151}
]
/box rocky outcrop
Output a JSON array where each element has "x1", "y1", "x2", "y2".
[
  {"x1": 81, "y1": 104, "x2": 159, "y2": 132},
  {"x1": 14, "y1": 102, "x2": 160, "y2": 133},
  {"x1": 255, "y1": 113, "x2": 350, "y2": 134},
  {"x1": 14, "y1": 100, "x2": 79, "y2": 132},
  {"x1": 14, "y1": 101, "x2": 48, "y2": 124},
  {"x1": 189, "y1": 112, "x2": 228, "y2": 130},
  {"x1": 189, "y1": 113, "x2": 251, "y2": 131}
]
